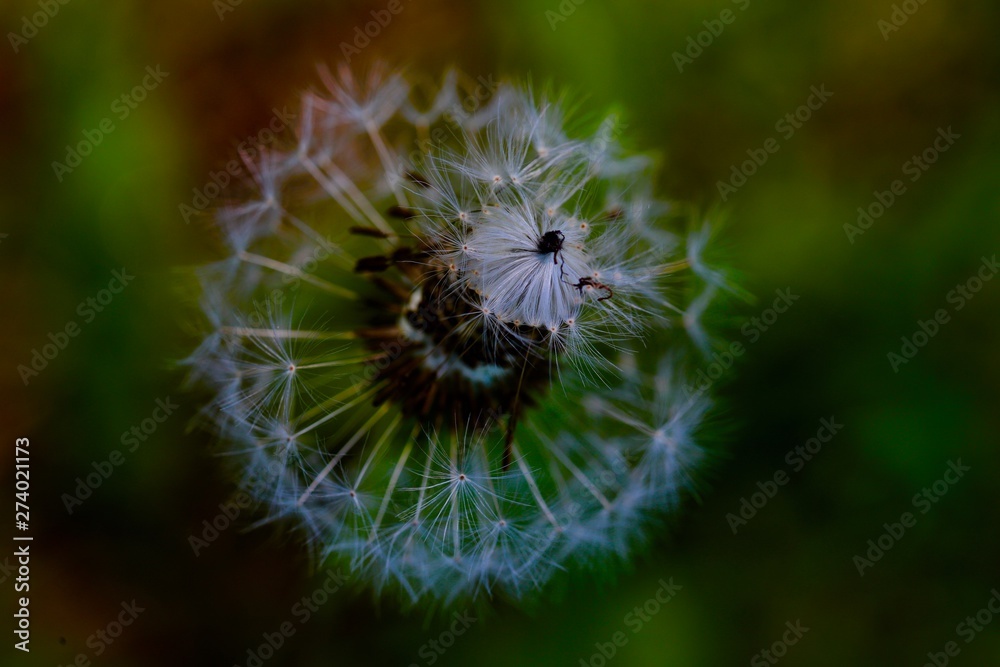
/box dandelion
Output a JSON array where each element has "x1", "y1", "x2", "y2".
[{"x1": 185, "y1": 65, "x2": 731, "y2": 604}]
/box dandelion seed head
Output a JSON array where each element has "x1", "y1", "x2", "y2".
[{"x1": 186, "y1": 65, "x2": 731, "y2": 604}]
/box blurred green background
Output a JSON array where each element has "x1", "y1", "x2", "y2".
[{"x1": 2, "y1": 0, "x2": 998, "y2": 665}]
